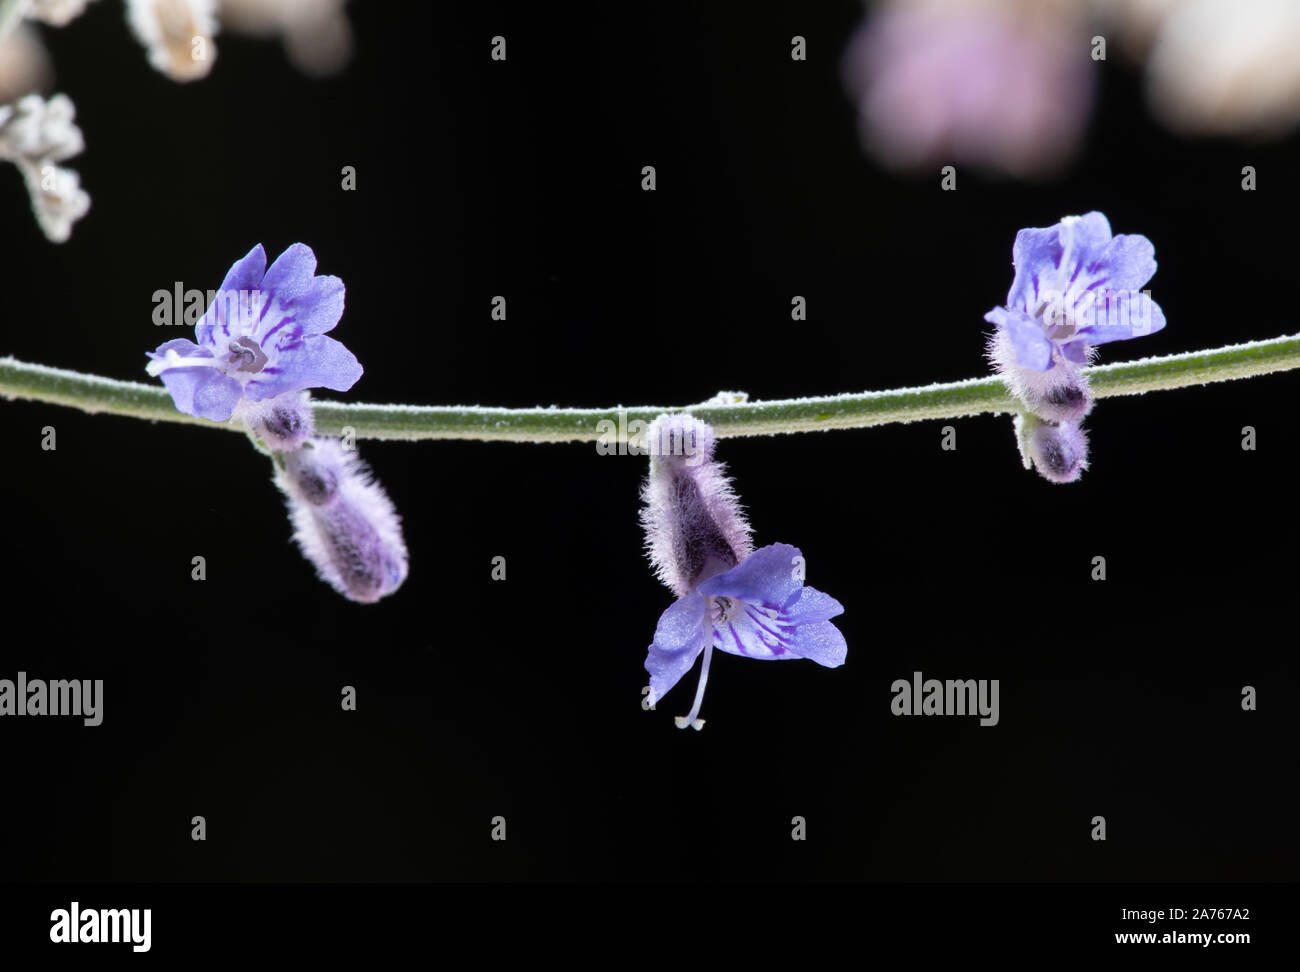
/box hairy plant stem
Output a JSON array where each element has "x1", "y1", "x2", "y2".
[{"x1": 2, "y1": 333, "x2": 1298, "y2": 442}]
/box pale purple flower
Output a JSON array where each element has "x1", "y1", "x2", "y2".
[
  {"x1": 640, "y1": 414, "x2": 846, "y2": 729},
  {"x1": 843, "y1": 1, "x2": 1095, "y2": 176},
  {"x1": 985, "y1": 213, "x2": 1167, "y2": 483},
  {"x1": 985, "y1": 212, "x2": 1166, "y2": 427},
  {"x1": 985, "y1": 211, "x2": 1166, "y2": 373},
  {"x1": 276, "y1": 438, "x2": 407, "y2": 603},
  {"x1": 146, "y1": 243, "x2": 361, "y2": 423},
  {"x1": 646, "y1": 543, "x2": 847, "y2": 730}
]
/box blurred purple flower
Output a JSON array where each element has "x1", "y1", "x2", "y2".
[
  {"x1": 146, "y1": 243, "x2": 361, "y2": 422},
  {"x1": 843, "y1": 0, "x2": 1096, "y2": 176}
]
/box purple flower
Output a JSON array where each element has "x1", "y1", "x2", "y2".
[
  {"x1": 985, "y1": 213, "x2": 1167, "y2": 483},
  {"x1": 146, "y1": 243, "x2": 362, "y2": 422},
  {"x1": 985, "y1": 212, "x2": 1166, "y2": 375},
  {"x1": 640, "y1": 414, "x2": 846, "y2": 729},
  {"x1": 646, "y1": 543, "x2": 847, "y2": 730}
]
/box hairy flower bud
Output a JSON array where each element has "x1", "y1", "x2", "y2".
[
  {"x1": 1020, "y1": 415, "x2": 1089, "y2": 484},
  {"x1": 241, "y1": 391, "x2": 314, "y2": 451},
  {"x1": 276, "y1": 438, "x2": 407, "y2": 603},
  {"x1": 639, "y1": 413, "x2": 752, "y2": 598}
]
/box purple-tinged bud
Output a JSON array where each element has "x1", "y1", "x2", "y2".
[
  {"x1": 1021, "y1": 415, "x2": 1089, "y2": 484},
  {"x1": 640, "y1": 414, "x2": 752, "y2": 598},
  {"x1": 276, "y1": 438, "x2": 407, "y2": 603},
  {"x1": 987, "y1": 326, "x2": 1094, "y2": 423},
  {"x1": 240, "y1": 391, "x2": 315, "y2": 451}
]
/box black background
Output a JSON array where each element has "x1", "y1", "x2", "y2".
[{"x1": 2, "y1": 0, "x2": 1296, "y2": 892}]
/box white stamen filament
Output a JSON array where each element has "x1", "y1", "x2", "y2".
[
  {"x1": 144, "y1": 347, "x2": 220, "y2": 377},
  {"x1": 674, "y1": 640, "x2": 712, "y2": 731}
]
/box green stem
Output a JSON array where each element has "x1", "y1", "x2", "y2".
[{"x1": 3, "y1": 333, "x2": 1298, "y2": 443}]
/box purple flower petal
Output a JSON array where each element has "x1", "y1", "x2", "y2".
[
  {"x1": 158, "y1": 368, "x2": 241, "y2": 421},
  {"x1": 289, "y1": 274, "x2": 345, "y2": 336},
  {"x1": 783, "y1": 586, "x2": 845, "y2": 626},
  {"x1": 243, "y1": 335, "x2": 362, "y2": 401},
  {"x1": 1006, "y1": 225, "x2": 1061, "y2": 309},
  {"x1": 1063, "y1": 211, "x2": 1113, "y2": 258},
  {"x1": 698, "y1": 542, "x2": 803, "y2": 609},
  {"x1": 645, "y1": 593, "x2": 709, "y2": 704},
  {"x1": 788, "y1": 619, "x2": 848, "y2": 667},
  {"x1": 261, "y1": 242, "x2": 320, "y2": 305},
  {"x1": 1092, "y1": 233, "x2": 1156, "y2": 293},
  {"x1": 218, "y1": 243, "x2": 267, "y2": 295},
  {"x1": 1007, "y1": 212, "x2": 1112, "y2": 311},
  {"x1": 986, "y1": 306, "x2": 1052, "y2": 371},
  {"x1": 147, "y1": 337, "x2": 206, "y2": 362},
  {"x1": 1076, "y1": 293, "x2": 1167, "y2": 346},
  {"x1": 1060, "y1": 339, "x2": 1089, "y2": 364},
  {"x1": 714, "y1": 603, "x2": 795, "y2": 660}
]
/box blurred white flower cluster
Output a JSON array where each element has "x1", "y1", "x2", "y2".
[
  {"x1": 27, "y1": 0, "x2": 98, "y2": 26},
  {"x1": 0, "y1": 91, "x2": 88, "y2": 241},
  {"x1": 844, "y1": 0, "x2": 1300, "y2": 178},
  {"x1": 0, "y1": 0, "x2": 352, "y2": 242},
  {"x1": 220, "y1": 0, "x2": 353, "y2": 78},
  {"x1": 1098, "y1": 0, "x2": 1300, "y2": 136},
  {"x1": 126, "y1": 0, "x2": 220, "y2": 82}
]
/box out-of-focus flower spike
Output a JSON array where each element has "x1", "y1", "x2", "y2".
[
  {"x1": 0, "y1": 92, "x2": 89, "y2": 242},
  {"x1": 219, "y1": 0, "x2": 354, "y2": 78},
  {"x1": 842, "y1": 0, "x2": 1096, "y2": 177},
  {"x1": 21, "y1": 160, "x2": 88, "y2": 242},
  {"x1": 126, "y1": 0, "x2": 218, "y2": 82},
  {"x1": 27, "y1": 0, "x2": 99, "y2": 27}
]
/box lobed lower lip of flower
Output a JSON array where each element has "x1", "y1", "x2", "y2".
[
  {"x1": 145, "y1": 346, "x2": 206, "y2": 377},
  {"x1": 145, "y1": 333, "x2": 270, "y2": 381}
]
